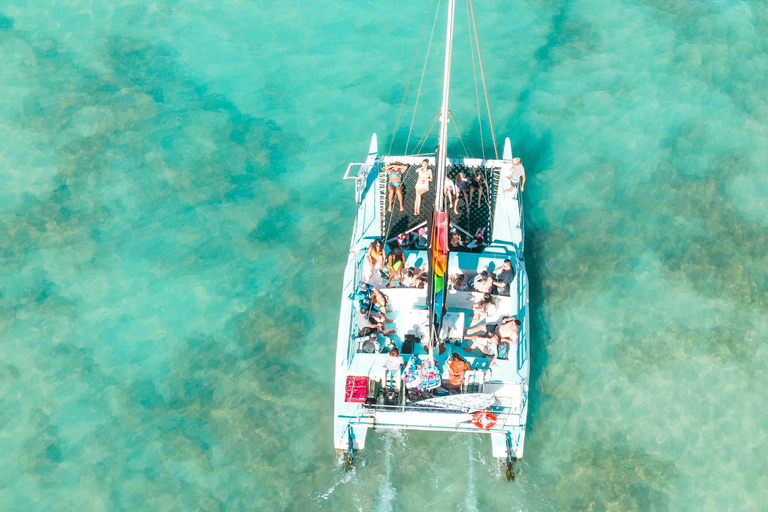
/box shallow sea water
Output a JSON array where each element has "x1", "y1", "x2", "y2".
[{"x1": 0, "y1": 0, "x2": 767, "y2": 510}]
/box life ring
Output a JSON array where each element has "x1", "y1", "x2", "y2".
[{"x1": 472, "y1": 411, "x2": 497, "y2": 429}]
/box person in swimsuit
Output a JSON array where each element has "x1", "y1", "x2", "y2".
[
  {"x1": 496, "y1": 316, "x2": 520, "y2": 345},
  {"x1": 444, "y1": 176, "x2": 457, "y2": 210},
  {"x1": 471, "y1": 269, "x2": 493, "y2": 293},
  {"x1": 471, "y1": 293, "x2": 497, "y2": 325},
  {"x1": 386, "y1": 245, "x2": 405, "y2": 287},
  {"x1": 383, "y1": 162, "x2": 408, "y2": 212},
  {"x1": 365, "y1": 239, "x2": 386, "y2": 280},
  {"x1": 463, "y1": 329, "x2": 499, "y2": 366},
  {"x1": 413, "y1": 159, "x2": 432, "y2": 216},
  {"x1": 402, "y1": 266, "x2": 423, "y2": 287},
  {"x1": 453, "y1": 172, "x2": 471, "y2": 215},
  {"x1": 469, "y1": 170, "x2": 490, "y2": 209}
]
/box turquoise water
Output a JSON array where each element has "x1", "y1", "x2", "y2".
[{"x1": 1, "y1": 0, "x2": 767, "y2": 510}]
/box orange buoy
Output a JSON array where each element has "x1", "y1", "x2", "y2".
[{"x1": 472, "y1": 411, "x2": 497, "y2": 429}]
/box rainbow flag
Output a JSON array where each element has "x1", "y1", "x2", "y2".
[{"x1": 427, "y1": 211, "x2": 449, "y2": 343}]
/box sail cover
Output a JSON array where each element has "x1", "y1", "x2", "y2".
[{"x1": 427, "y1": 210, "x2": 449, "y2": 346}]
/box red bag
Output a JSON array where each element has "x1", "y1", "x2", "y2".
[{"x1": 345, "y1": 376, "x2": 368, "y2": 403}]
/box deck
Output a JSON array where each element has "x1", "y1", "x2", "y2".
[{"x1": 379, "y1": 162, "x2": 500, "y2": 245}]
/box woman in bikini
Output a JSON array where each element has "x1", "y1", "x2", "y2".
[
  {"x1": 386, "y1": 245, "x2": 405, "y2": 287},
  {"x1": 383, "y1": 162, "x2": 408, "y2": 212},
  {"x1": 453, "y1": 172, "x2": 471, "y2": 215},
  {"x1": 469, "y1": 170, "x2": 490, "y2": 208},
  {"x1": 365, "y1": 239, "x2": 386, "y2": 280},
  {"x1": 413, "y1": 159, "x2": 432, "y2": 216}
]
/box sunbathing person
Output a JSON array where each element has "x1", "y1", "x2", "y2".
[
  {"x1": 497, "y1": 316, "x2": 521, "y2": 345},
  {"x1": 384, "y1": 162, "x2": 408, "y2": 212},
  {"x1": 463, "y1": 330, "x2": 499, "y2": 366},
  {"x1": 365, "y1": 239, "x2": 386, "y2": 281},
  {"x1": 386, "y1": 245, "x2": 405, "y2": 287},
  {"x1": 472, "y1": 270, "x2": 493, "y2": 293},
  {"x1": 471, "y1": 293, "x2": 497, "y2": 324},
  {"x1": 413, "y1": 159, "x2": 432, "y2": 216}
]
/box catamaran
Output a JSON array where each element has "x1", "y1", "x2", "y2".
[{"x1": 333, "y1": 0, "x2": 529, "y2": 480}]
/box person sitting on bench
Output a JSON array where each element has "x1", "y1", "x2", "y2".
[
  {"x1": 497, "y1": 316, "x2": 520, "y2": 345},
  {"x1": 492, "y1": 259, "x2": 515, "y2": 296},
  {"x1": 463, "y1": 329, "x2": 499, "y2": 367},
  {"x1": 442, "y1": 353, "x2": 472, "y2": 394},
  {"x1": 356, "y1": 307, "x2": 395, "y2": 337}
]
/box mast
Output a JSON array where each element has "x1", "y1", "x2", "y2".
[
  {"x1": 427, "y1": 0, "x2": 455, "y2": 357},
  {"x1": 435, "y1": 0, "x2": 456, "y2": 210}
]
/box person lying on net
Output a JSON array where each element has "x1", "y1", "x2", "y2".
[
  {"x1": 384, "y1": 161, "x2": 408, "y2": 212},
  {"x1": 413, "y1": 159, "x2": 432, "y2": 216}
]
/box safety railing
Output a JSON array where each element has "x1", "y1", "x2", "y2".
[
  {"x1": 339, "y1": 402, "x2": 525, "y2": 433},
  {"x1": 516, "y1": 256, "x2": 528, "y2": 372},
  {"x1": 343, "y1": 162, "x2": 365, "y2": 180},
  {"x1": 343, "y1": 161, "x2": 377, "y2": 206},
  {"x1": 344, "y1": 251, "x2": 367, "y2": 366}
]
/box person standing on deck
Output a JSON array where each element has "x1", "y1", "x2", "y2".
[
  {"x1": 413, "y1": 159, "x2": 432, "y2": 216},
  {"x1": 365, "y1": 239, "x2": 386, "y2": 281},
  {"x1": 386, "y1": 245, "x2": 405, "y2": 288},
  {"x1": 504, "y1": 157, "x2": 526, "y2": 193}
]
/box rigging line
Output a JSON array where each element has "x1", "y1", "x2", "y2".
[
  {"x1": 465, "y1": 0, "x2": 485, "y2": 160},
  {"x1": 387, "y1": 0, "x2": 437, "y2": 156},
  {"x1": 468, "y1": 0, "x2": 498, "y2": 158},
  {"x1": 448, "y1": 109, "x2": 471, "y2": 158},
  {"x1": 414, "y1": 110, "x2": 441, "y2": 155},
  {"x1": 406, "y1": 0, "x2": 443, "y2": 155}
]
